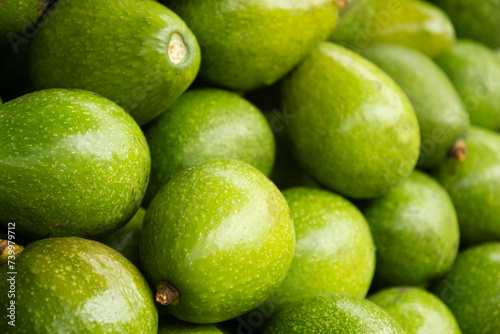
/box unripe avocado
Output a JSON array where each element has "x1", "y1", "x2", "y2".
[
  {"x1": 167, "y1": 0, "x2": 338, "y2": 91},
  {"x1": 362, "y1": 44, "x2": 470, "y2": 169},
  {"x1": 432, "y1": 126, "x2": 500, "y2": 245},
  {"x1": 0, "y1": 237, "x2": 158, "y2": 333},
  {"x1": 0, "y1": 89, "x2": 151, "y2": 239},
  {"x1": 435, "y1": 40, "x2": 500, "y2": 131},
  {"x1": 331, "y1": 0, "x2": 455, "y2": 58},
  {"x1": 432, "y1": 243, "x2": 500, "y2": 334},
  {"x1": 282, "y1": 42, "x2": 420, "y2": 199},
  {"x1": 28, "y1": 0, "x2": 200, "y2": 125},
  {"x1": 0, "y1": 0, "x2": 48, "y2": 43},
  {"x1": 143, "y1": 89, "x2": 275, "y2": 207},
  {"x1": 369, "y1": 287, "x2": 461, "y2": 334},
  {"x1": 140, "y1": 159, "x2": 295, "y2": 324},
  {"x1": 363, "y1": 171, "x2": 459, "y2": 287},
  {"x1": 159, "y1": 322, "x2": 223, "y2": 334},
  {"x1": 264, "y1": 293, "x2": 405, "y2": 334}
]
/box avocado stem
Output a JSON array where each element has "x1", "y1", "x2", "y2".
[
  {"x1": 448, "y1": 139, "x2": 467, "y2": 162},
  {"x1": 0, "y1": 239, "x2": 24, "y2": 266},
  {"x1": 337, "y1": 0, "x2": 350, "y2": 9},
  {"x1": 156, "y1": 282, "x2": 181, "y2": 306}
]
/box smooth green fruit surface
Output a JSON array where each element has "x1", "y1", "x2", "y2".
[
  {"x1": 0, "y1": 237, "x2": 158, "y2": 333},
  {"x1": 435, "y1": 40, "x2": 500, "y2": 131},
  {"x1": 272, "y1": 188, "x2": 375, "y2": 307},
  {"x1": 0, "y1": 89, "x2": 150, "y2": 239},
  {"x1": 168, "y1": 0, "x2": 338, "y2": 91},
  {"x1": 433, "y1": 126, "x2": 500, "y2": 245},
  {"x1": 159, "y1": 322, "x2": 223, "y2": 334},
  {"x1": 143, "y1": 89, "x2": 275, "y2": 207},
  {"x1": 432, "y1": 243, "x2": 500, "y2": 334},
  {"x1": 0, "y1": 0, "x2": 48, "y2": 43},
  {"x1": 283, "y1": 42, "x2": 420, "y2": 199},
  {"x1": 362, "y1": 44, "x2": 469, "y2": 169},
  {"x1": 29, "y1": 0, "x2": 200, "y2": 125},
  {"x1": 431, "y1": 0, "x2": 500, "y2": 49},
  {"x1": 264, "y1": 294, "x2": 405, "y2": 334},
  {"x1": 331, "y1": 0, "x2": 455, "y2": 58},
  {"x1": 364, "y1": 171, "x2": 459, "y2": 287},
  {"x1": 369, "y1": 287, "x2": 461, "y2": 334},
  {"x1": 140, "y1": 159, "x2": 295, "y2": 324}
]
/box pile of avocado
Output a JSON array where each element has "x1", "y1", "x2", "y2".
[{"x1": 1, "y1": 0, "x2": 500, "y2": 333}]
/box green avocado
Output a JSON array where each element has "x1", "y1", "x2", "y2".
[
  {"x1": 0, "y1": 0, "x2": 48, "y2": 43},
  {"x1": 159, "y1": 321, "x2": 223, "y2": 334},
  {"x1": 264, "y1": 293, "x2": 405, "y2": 333},
  {"x1": 432, "y1": 126, "x2": 500, "y2": 245},
  {"x1": 435, "y1": 40, "x2": 500, "y2": 131},
  {"x1": 167, "y1": 0, "x2": 338, "y2": 91},
  {"x1": 28, "y1": 0, "x2": 200, "y2": 125},
  {"x1": 140, "y1": 159, "x2": 295, "y2": 324},
  {"x1": 363, "y1": 171, "x2": 459, "y2": 287},
  {"x1": 431, "y1": 0, "x2": 500, "y2": 49},
  {"x1": 0, "y1": 237, "x2": 158, "y2": 333},
  {"x1": 369, "y1": 287, "x2": 461, "y2": 334},
  {"x1": 0, "y1": 89, "x2": 151, "y2": 239},
  {"x1": 432, "y1": 243, "x2": 500, "y2": 334},
  {"x1": 282, "y1": 42, "x2": 420, "y2": 199},
  {"x1": 143, "y1": 89, "x2": 275, "y2": 207},
  {"x1": 362, "y1": 44, "x2": 470, "y2": 169},
  {"x1": 96, "y1": 207, "x2": 145, "y2": 267},
  {"x1": 271, "y1": 188, "x2": 375, "y2": 308},
  {"x1": 331, "y1": 0, "x2": 455, "y2": 58}
]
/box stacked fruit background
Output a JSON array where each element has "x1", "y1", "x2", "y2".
[{"x1": 0, "y1": 0, "x2": 499, "y2": 333}]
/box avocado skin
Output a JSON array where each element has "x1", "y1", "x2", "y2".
[
  {"x1": 362, "y1": 44, "x2": 470, "y2": 169},
  {"x1": 167, "y1": 0, "x2": 337, "y2": 91},
  {"x1": 159, "y1": 321, "x2": 223, "y2": 334},
  {"x1": 28, "y1": 0, "x2": 200, "y2": 126},
  {"x1": 143, "y1": 89, "x2": 275, "y2": 207},
  {"x1": 0, "y1": 0, "x2": 48, "y2": 42},
  {"x1": 331, "y1": 0, "x2": 455, "y2": 58},
  {"x1": 432, "y1": 126, "x2": 500, "y2": 245},
  {"x1": 363, "y1": 171, "x2": 459, "y2": 287},
  {"x1": 0, "y1": 89, "x2": 150, "y2": 239},
  {"x1": 431, "y1": 0, "x2": 500, "y2": 49},
  {"x1": 264, "y1": 293, "x2": 405, "y2": 333},
  {"x1": 140, "y1": 159, "x2": 295, "y2": 324},
  {"x1": 432, "y1": 243, "x2": 500, "y2": 334},
  {"x1": 369, "y1": 287, "x2": 461, "y2": 334},
  {"x1": 282, "y1": 42, "x2": 420, "y2": 199},
  {"x1": 435, "y1": 40, "x2": 500, "y2": 131},
  {"x1": 0, "y1": 237, "x2": 158, "y2": 333}
]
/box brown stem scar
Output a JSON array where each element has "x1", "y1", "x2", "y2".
[
  {"x1": 156, "y1": 282, "x2": 181, "y2": 306},
  {"x1": 449, "y1": 138, "x2": 467, "y2": 162}
]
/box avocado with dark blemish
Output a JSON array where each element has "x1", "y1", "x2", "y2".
[
  {"x1": 143, "y1": 89, "x2": 275, "y2": 207},
  {"x1": 363, "y1": 171, "x2": 460, "y2": 288},
  {"x1": 362, "y1": 44, "x2": 470, "y2": 169},
  {"x1": 166, "y1": 0, "x2": 338, "y2": 91},
  {"x1": 432, "y1": 243, "x2": 500, "y2": 334},
  {"x1": 0, "y1": 89, "x2": 151, "y2": 239},
  {"x1": 263, "y1": 293, "x2": 405, "y2": 333},
  {"x1": 282, "y1": 42, "x2": 420, "y2": 199},
  {"x1": 0, "y1": 237, "x2": 158, "y2": 333},
  {"x1": 0, "y1": 0, "x2": 48, "y2": 44},
  {"x1": 28, "y1": 0, "x2": 200, "y2": 125}
]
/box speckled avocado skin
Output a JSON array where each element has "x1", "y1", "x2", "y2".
[
  {"x1": 435, "y1": 40, "x2": 500, "y2": 131},
  {"x1": 369, "y1": 287, "x2": 461, "y2": 334},
  {"x1": 432, "y1": 126, "x2": 500, "y2": 245},
  {"x1": 0, "y1": 0, "x2": 48, "y2": 42},
  {"x1": 143, "y1": 89, "x2": 275, "y2": 207},
  {"x1": 264, "y1": 293, "x2": 405, "y2": 333},
  {"x1": 159, "y1": 322, "x2": 223, "y2": 334},
  {"x1": 0, "y1": 237, "x2": 158, "y2": 333},
  {"x1": 140, "y1": 159, "x2": 295, "y2": 324},
  {"x1": 362, "y1": 44, "x2": 470, "y2": 169},
  {"x1": 167, "y1": 0, "x2": 338, "y2": 91},
  {"x1": 271, "y1": 188, "x2": 374, "y2": 308},
  {"x1": 282, "y1": 42, "x2": 420, "y2": 199},
  {"x1": 432, "y1": 243, "x2": 500, "y2": 334},
  {"x1": 431, "y1": 0, "x2": 500, "y2": 49},
  {"x1": 28, "y1": 0, "x2": 200, "y2": 126},
  {"x1": 363, "y1": 171, "x2": 459, "y2": 287},
  {"x1": 331, "y1": 0, "x2": 455, "y2": 58},
  {"x1": 0, "y1": 89, "x2": 151, "y2": 239}
]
